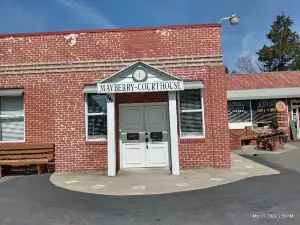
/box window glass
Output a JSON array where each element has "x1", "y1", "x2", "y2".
[
  {"x1": 1, "y1": 118, "x2": 24, "y2": 141},
  {"x1": 227, "y1": 100, "x2": 251, "y2": 123},
  {"x1": 86, "y1": 94, "x2": 107, "y2": 140},
  {"x1": 179, "y1": 89, "x2": 202, "y2": 110},
  {"x1": 179, "y1": 89, "x2": 204, "y2": 137},
  {"x1": 251, "y1": 99, "x2": 278, "y2": 123},
  {"x1": 87, "y1": 94, "x2": 107, "y2": 114},
  {"x1": 1, "y1": 96, "x2": 24, "y2": 116},
  {"x1": 0, "y1": 95, "x2": 25, "y2": 142},
  {"x1": 87, "y1": 115, "x2": 107, "y2": 139},
  {"x1": 180, "y1": 112, "x2": 203, "y2": 135}
]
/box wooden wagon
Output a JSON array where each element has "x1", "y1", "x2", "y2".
[{"x1": 256, "y1": 130, "x2": 288, "y2": 151}]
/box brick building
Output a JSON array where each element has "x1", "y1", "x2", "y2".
[
  {"x1": 0, "y1": 23, "x2": 230, "y2": 176},
  {"x1": 227, "y1": 71, "x2": 300, "y2": 148}
]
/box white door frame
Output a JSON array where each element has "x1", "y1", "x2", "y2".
[
  {"x1": 119, "y1": 102, "x2": 169, "y2": 169},
  {"x1": 291, "y1": 100, "x2": 300, "y2": 138},
  {"x1": 296, "y1": 106, "x2": 300, "y2": 138}
]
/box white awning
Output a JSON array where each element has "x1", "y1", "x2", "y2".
[
  {"x1": 184, "y1": 81, "x2": 203, "y2": 89},
  {"x1": 227, "y1": 87, "x2": 300, "y2": 100},
  {"x1": 83, "y1": 85, "x2": 97, "y2": 93},
  {"x1": 0, "y1": 89, "x2": 24, "y2": 96}
]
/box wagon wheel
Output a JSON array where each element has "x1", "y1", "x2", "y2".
[
  {"x1": 269, "y1": 138, "x2": 276, "y2": 151},
  {"x1": 256, "y1": 137, "x2": 262, "y2": 149},
  {"x1": 282, "y1": 134, "x2": 288, "y2": 146}
]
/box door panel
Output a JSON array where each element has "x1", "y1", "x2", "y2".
[
  {"x1": 145, "y1": 106, "x2": 169, "y2": 167},
  {"x1": 121, "y1": 106, "x2": 146, "y2": 168}
]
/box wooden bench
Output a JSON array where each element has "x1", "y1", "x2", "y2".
[
  {"x1": 240, "y1": 127, "x2": 258, "y2": 146},
  {"x1": 0, "y1": 144, "x2": 54, "y2": 177}
]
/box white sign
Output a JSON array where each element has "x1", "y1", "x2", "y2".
[{"x1": 97, "y1": 81, "x2": 184, "y2": 93}]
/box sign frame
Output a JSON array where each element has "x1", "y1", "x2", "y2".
[{"x1": 97, "y1": 80, "x2": 184, "y2": 94}]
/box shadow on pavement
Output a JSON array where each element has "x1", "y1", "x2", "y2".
[{"x1": 0, "y1": 156, "x2": 299, "y2": 225}]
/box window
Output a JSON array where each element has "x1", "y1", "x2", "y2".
[
  {"x1": 86, "y1": 94, "x2": 107, "y2": 140},
  {"x1": 0, "y1": 96, "x2": 24, "y2": 142},
  {"x1": 251, "y1": 99, "x2": 278, "y2": 126},
  {"x1": 179, "y1": 89, "x2": 204, "y2": 137},
  {"x1": 228, "y1": 100, "x2": 251, "y2": 123}
]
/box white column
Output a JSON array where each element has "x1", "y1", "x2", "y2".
[
  {"x1": 168, "y1": 91, "x2": 180, "y2": 175},
  {"x1": 107, "y1": 93, "x2": 116, "y2": 176}
]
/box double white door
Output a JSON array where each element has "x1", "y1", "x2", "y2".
[{"x1": 120, "y1": 104, "x2": 169, "y2": 168}]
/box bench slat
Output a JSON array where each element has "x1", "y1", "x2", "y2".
[
  {"x1": 0, "y1": 144, "x2": 54, "y2": 151},
  {"x1": 0, "y1": 149, "x2": 54, "y2": 155},
  {"x1": 0, "y1": 154, "x2": 53, "y2": 160},
  {"x1": 0, "y1": 159, "x2": 49, "y2": 166}
]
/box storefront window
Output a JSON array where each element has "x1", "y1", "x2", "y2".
[
  {"x1": 251, "y1": 99, "x2": 278, "y2": 128},
  {"x1": 227, "y1": 99, "x2": 287, "y2": 130},
  {"x1": 227, "y1": 100, "x2": 251, "y2": 123},
  {"x1": 179, "y1": 89, "x2": 204, "y2": 137},
  {"x1": 0, "y1": 96, "x2": 24, "y2": 142},
  {"x1": 86, "y1": 94, "x2": 107, "y2": 140}
]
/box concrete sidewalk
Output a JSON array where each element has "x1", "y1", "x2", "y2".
[
  {"x1": 50, "y1": 153, "x2": 279, "y2": 196},
  {"x1": 235, "y1": 143, "x2": 297, "y2": 155}
]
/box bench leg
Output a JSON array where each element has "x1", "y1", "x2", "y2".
[
  {"x1": 0, "y1": 166, "x2": 3, "y2": 177},
  {"x1": 37, "y1": 165, "x2": 42, "y2": 175}
]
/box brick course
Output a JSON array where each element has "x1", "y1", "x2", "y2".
[{"x1": 0, "y1": 23, "x2": 230, "y2": 171}]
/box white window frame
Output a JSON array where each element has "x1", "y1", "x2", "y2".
[
  {"x1": 0, "y1": 95, "x2": 25, "y2": 143},
  {"x1": 178, "y1": 88, "x2": 205, "y2": 138},
  {"x1": 85, "y1": 93, "x2": 107, "y2": 141}
]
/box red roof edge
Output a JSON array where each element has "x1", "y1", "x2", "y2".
[
  {"x1": 227, "y1": 71, "x2": 300, "y2": 76},
  {"x1": 0, "y1": 23, "x2": 220, "y2": 38}
]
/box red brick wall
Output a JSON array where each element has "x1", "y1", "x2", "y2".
[
  {"x1": 229, "y1": 132, "x2": 242, "y2": 150},
  {"x1": 0, "y1": 24, "x2": 231, "y2": 171},
  {"x1": 178, "y1": 67, "x2": 230, "y2": 168},
  {"x1": 0, "y1": 24, "x2": 221, "y2": 64}
]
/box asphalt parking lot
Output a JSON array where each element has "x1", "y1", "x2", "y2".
[
  {"x1": 253, "y1": 141, "x2": 300, "y2": 172},
  {"x1": 0, "y1": 143, "x2": 299, "y2": 225}
]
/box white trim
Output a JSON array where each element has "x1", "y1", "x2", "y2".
[
  {"x1": 177, "y1": 88, "x2": 205, "y2": 138},
  {"x1": 168, "y1": 92, "x2": 180, "y2": 175},
  {"x1": 229, "y1": 122, "x2": 253, "y2": 129},
  {"x1": 119, "y1": 102, "x2": 169, "y2": 170},
  {"x1": 120, "y1": 102, "x2": 168, "y2": 107},
  {"x1": 85, "y1": 81, "x2": 204, "y2": 94},
  {"x1": 107, "y1": 93, "x2": 116, "y2": 176},
  {"x1": 184, "y1": 81, "x2": 204, "y2": 89},
  {"x1": 227, "y1": 87, "x2": 300, "y2": 100},
  {"x1": 98, "y1": 61, "x2": 182, "y2": 84},
  {"x1": 0, "y1": 89, "x2": 24, "y2": 96},
  {"x1": 83, "y1": 85, "x2": 97, "y2": 93}
]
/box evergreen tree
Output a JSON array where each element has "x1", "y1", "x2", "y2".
[{"x1": 257, "y1": 13, "x2": 300, "y2": 71}]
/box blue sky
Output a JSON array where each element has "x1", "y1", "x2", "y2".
[{"x1": 0, "y1": 0, "x2": 299, "y2": 70}]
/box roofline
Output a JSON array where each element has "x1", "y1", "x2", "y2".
[
  {"x1": 227, "y1": 71, "x2": 300, "y2": 76},
  {"x1": 0, "y1": 23, "x2": 220, "y2": 38}
]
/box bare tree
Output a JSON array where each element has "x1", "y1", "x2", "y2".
[{"x1": 235, "y1": 54, "x2": 259, "y2": 74}]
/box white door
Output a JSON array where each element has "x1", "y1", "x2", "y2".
[
  {"x1": 120, "y1": 104, "x2": 169, "y2": 168},
  {"x1": 145, "y1": 105, "x2": 169, "y2": 167},
  {"x1": 298, "y1": 107, "x2": 300, "y2": 139}
]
